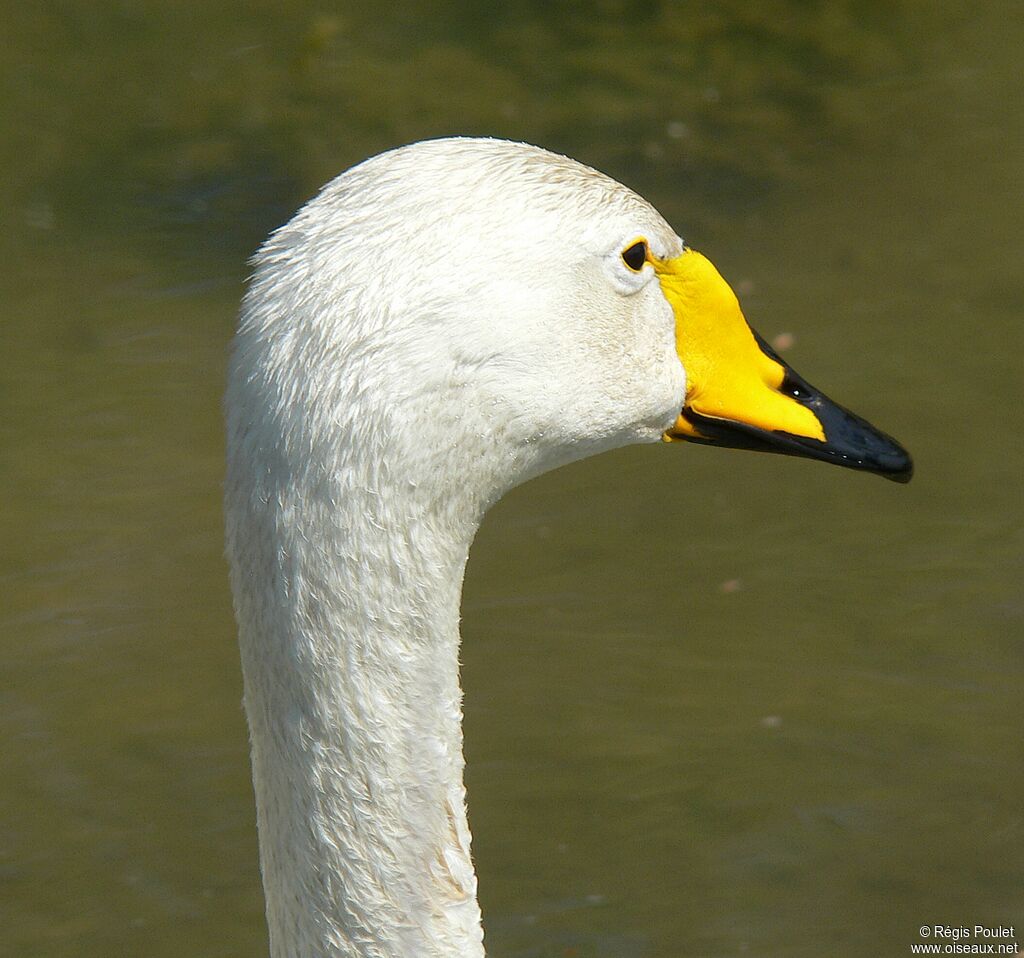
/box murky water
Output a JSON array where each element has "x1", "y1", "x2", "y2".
[{"x1": 2, "y1": 4, "x2": 1021, "y2": 956}]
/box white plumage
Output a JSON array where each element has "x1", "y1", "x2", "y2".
[{"x1": 225, "y1": 136, "x2": 909, "y2": 958}]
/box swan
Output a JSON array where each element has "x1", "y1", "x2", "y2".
[{"x1": 224, "y1": 137, "x2": 911, "y2": 958}]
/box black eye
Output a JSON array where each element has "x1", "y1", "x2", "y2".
[{"x1": 621, "y1": 240, "x2": 648, "y2": 272}]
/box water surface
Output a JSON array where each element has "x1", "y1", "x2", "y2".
[{"x1": 2, "y1": 3, "x2": 1021, "y2": 956}]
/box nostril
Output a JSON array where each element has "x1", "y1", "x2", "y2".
[{"x1": 783, "y1": 376, "x2": 814, "y2": 402}]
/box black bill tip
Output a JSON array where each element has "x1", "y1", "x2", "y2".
[
  {"x1": 780, "y1": 368, "x2": 913, "y2": 483},
  {"x1": 679, "y1": 351, "x2": 914, "y2": 484}
]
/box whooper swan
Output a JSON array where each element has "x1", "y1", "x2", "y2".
[{"x1": 225, "y1": 137, "x2": 911, "y2": 958}]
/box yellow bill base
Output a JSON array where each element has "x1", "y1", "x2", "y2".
[{"x1": 654, "y1": 250, "x2": 825, "y2": 444}]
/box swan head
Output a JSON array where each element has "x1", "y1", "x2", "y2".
[
  {"x1": 227, "y1": 137, "x2": 912, "y2": 958},
  {"x1": 235, "y1": 137, "x2": 910, "y2": 522}
]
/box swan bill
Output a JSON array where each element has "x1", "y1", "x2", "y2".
[{"x1": 656, "y1": 250, "x2": 913, "y2": 483}]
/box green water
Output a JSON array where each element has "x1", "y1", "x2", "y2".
[{"x1": 2, "y1": 4, "x2": 1021, "y2": 956}]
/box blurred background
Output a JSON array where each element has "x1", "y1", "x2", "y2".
[{"x1": 2, "y1": 2, "x2": 1021, "y2": 956}]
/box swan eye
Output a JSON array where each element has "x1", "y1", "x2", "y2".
[{"x1": 621, "y1": 240, "x2": 648, "y2": 272}]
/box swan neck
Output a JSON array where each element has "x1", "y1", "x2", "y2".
[{"x1": 228, "y1": 474, "x2": 485, "y2": 958}]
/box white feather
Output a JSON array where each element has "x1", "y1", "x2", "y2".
[{"x1": 225, "y1": 137, "x2": 687, "y2": 957}]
